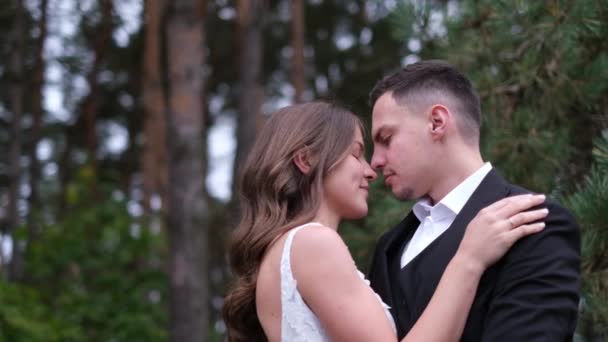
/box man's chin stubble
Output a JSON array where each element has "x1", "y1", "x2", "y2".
[{"x1": 394, "y1": 188, "x2": 415, "y2": 201}]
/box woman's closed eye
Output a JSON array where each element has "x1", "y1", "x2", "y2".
[{"x1": 352, "y1": 143, "x2": 364, "y2": 159}]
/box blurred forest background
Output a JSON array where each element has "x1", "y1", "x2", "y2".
[{"x1": 0, "y1": 0, "x2": 606, "y2": 341}]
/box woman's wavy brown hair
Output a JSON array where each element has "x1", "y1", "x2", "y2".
[{"x1": 222, "y1": 101, "x2": 362, "y2": 341}]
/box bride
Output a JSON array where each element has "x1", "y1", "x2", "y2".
[{"x1": 223, "y1": 101, "x2": 547, "y2": 342}]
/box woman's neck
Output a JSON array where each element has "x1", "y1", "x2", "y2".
[{"x1": 313, "y1": 205, "x2": 341, "y2": 231}]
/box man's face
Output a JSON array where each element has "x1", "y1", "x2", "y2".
[{"x1": 370, "y1": 92, "x2": 436, "y2": 201}]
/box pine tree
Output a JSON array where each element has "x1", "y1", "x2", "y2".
[{"x1": 566, "y1": 130, "x2": 608, "y2": 341}]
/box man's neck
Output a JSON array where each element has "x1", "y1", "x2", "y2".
[{"x1": 428, "y1": 152, "x2": 484, "y2": 205}]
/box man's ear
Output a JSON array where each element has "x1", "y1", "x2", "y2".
[
  {"x1": 293, "y1": 147, "x2": 313, "y2": 175},
  {"x1": 428, "y1": 104, "x2": 450, "y2": 139}
]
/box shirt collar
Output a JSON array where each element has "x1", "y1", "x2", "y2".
[
  {"x1": 412, "y1": 162, "x2": 493, "y2": 222},
  {"x1": 412, "y1": 198, "x2": 433, "y2": 222}
]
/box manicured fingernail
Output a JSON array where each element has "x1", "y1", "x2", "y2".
[
  {"x1": 536, "y1": 194, "x2": 546, "y2": 200},
  {"x1": 541, "y1": 208, "x2": 549, "y2": 214},
  {"x1": 538, "y1": 222, "x2": 546, "y2": 228}
]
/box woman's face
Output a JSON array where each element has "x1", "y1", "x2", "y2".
[{"x1": 322, "y1": 128, "x2": 377, "y2": 220}]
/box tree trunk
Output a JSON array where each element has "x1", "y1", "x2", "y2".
[
  {"x1": 232, "y1": 0, "x2": 265, "y2": 195},
  {"x1": 58, "y1": 128, "x2": 73, "y2": 215},
  {"x1": 291, "y1": 0, "x2": 305, "y2": 103},
  {"x1": 165, "y1": 0, "x2": 209, "y2": 340},
  {"x1": 142, "y1": 0, "x2": 168, "y2": 214},
  {"x1": 82, "y1": 0, "x2": 113, "y2": 184},
  {"x1": 119, "y1": 59, "x2": 143, "y2": 196},
  {"x1": 7, "y1": 0, "x2": 25, "y2": 282},
  {"x1": 27, "y1": 0, "x2": 49, "y2": 242}
]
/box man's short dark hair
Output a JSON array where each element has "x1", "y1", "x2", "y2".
[{"x1": 370, "y1": 60, "x2": 482, "y2": 142}]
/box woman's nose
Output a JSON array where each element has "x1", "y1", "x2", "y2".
[{"x1": 364, "y1": 161, "x2": 377, "y2": 181}]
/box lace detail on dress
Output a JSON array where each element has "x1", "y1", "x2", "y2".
[
  {"x1": 280, "y1": 223, "x2": 396, "y2": 342},
  {"x1": 356, "y1": 270, "x2": 397, "y2": 334},
  {"x1": 281, "y1": 223, "x2": 330, "y2": 342}
]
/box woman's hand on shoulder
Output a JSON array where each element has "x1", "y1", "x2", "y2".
[
  {"x1": 456, "y1": 194, "x2": 548, "y2": 274},
  {"x1": 290, "y1": 224, "x2": 396, "y2": 342}
]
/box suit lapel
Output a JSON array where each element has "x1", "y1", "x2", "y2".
[
  {"x1": 396, "y1": 169, "x2": 511, "y2": 326},
  {"x1": 456, "y1": 169, "x2": 511, "y2": 231},
  {"x1": 441, "y1": 169, "x2": 511, "y2": 259},
  {"x1": 375, "y1": 213, "x2": 419, "y2": 309},
  {"x1": 383, "y1": 212, "x2": 419, "y2": 257}
]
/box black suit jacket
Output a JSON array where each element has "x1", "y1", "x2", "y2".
[{"x1": 368, "y1": 169, "x2": 580, "y2": 341}]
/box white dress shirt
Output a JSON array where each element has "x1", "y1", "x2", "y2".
[{"x1": 400, "y1": 162, "x2": 493, "y2": 268}]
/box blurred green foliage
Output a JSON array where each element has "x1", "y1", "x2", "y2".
[
  {"x1": 0, "y1": 280, "x2": 79, "y2": 341},
  {"x1": 565, "y1": 130, "x2": 608, "y2": 339},
  {"x1": 1, "y1": 168, "x2": 167, "y2": 341}
]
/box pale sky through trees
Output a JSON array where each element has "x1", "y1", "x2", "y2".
[{"x1": 41, "y1": 0, "x2": 236, "y2": 202}]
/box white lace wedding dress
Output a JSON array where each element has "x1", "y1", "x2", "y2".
[{"x1": 280, "y1": 223, "x2": 396, "y2": 341}]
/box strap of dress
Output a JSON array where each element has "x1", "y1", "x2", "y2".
[
  {"x1": 280, "y1": 223, "x2": 330, "y2": 341},
  {"x1": 281, "y1": 222, "x2": 323, "y2": 284}
]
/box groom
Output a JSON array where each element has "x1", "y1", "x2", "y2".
[{"x1": 367, "y1": 60, "x2": 580, "y2": 341}]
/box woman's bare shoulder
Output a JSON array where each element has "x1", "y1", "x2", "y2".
[{"x1": 289, "y1": 224, "x2": 356, "y2": 276}]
